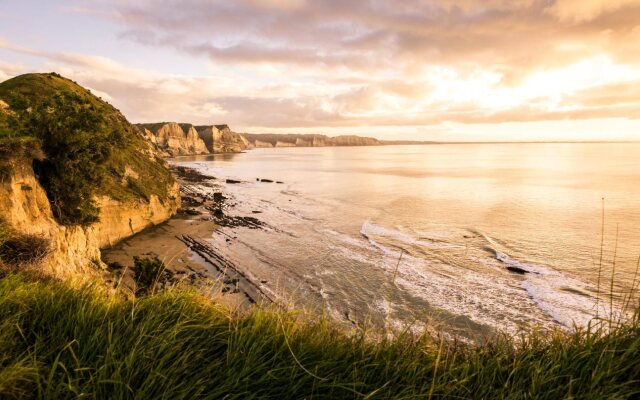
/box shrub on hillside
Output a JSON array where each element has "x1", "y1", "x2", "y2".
[
  {"x1": 132, "y1": 256, "x2": 174, "y2": 295},
  {"x1": 0, "y1": 222, "x2": 50, "y2": 271},
  {"x1": 9, "y1": 91, "x2": 127, "y2": 225}
]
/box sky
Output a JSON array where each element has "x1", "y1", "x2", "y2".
[{"x1": 1, "y1": 0, "x2": 640, "y2": 141}]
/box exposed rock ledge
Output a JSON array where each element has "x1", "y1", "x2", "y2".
[{"x1": 0, "y1": 155, "x2": 180, "y2": 278}]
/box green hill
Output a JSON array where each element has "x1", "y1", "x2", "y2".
[{"x1": 0, "y1": 73, "x2": 175, "y2": 225}]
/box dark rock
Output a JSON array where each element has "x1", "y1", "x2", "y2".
[
  {"x1": 260, "y1": 178, "x2": 273, "y2": 183},
  {"x1": 172, "y1": 166, "x2": 214, "y2": 182},
  {"x1": 213, "y1": 208, "x2": 224, "y2": 218},
  {"x1": 252, "y1": 210, "x2": 262, "y2": 214},
  {"x1": 181, "y1": 195, "x2": 203, "y2": 207},
  {"x1": 276, "y1": 181, "x2": 284, "y2": 184},
  {"x1": 507, "y1": 266, "x2": 528, "y2": 275},
  {"x1": 213, "y1": 192, "x2": 225, "y2": 202},
  {"x1": 226, "y1": 179, "x2": 241, "y2": 184}
]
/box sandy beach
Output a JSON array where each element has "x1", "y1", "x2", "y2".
[{"x1": 102, "y1": 165, "x2": 272, "y2": 307}]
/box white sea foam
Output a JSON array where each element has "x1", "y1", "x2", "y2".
[
  {"x1": 494, "y1": 250, "x2": 610, "y2": 329},
  {"x1": 323, "y1": 228, "x2": 370, "y2": 250},
  {"x1": 355, "y1": 224, "x2": 602, "y2": 333},
  {"x1": 359, "y1": 221, "x2": 431, "y2": 248}
]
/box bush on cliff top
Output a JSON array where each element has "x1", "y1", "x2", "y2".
[
  {"x1": 0, "y1": 273, "x2": 638, "y2": 399},
  {"x1": 0, "y1": 73, "x2": 175, "y2": 225}
]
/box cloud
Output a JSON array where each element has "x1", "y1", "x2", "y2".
[
  {"x1": 547, "y1": 0, "x2": 640, "y2": 22},
  {"x1": 2, "y1": 0, "x2": 640, "y2": 140},
  {"x1": 0, "y1": 60, "x2": 26, "y2": 82}
]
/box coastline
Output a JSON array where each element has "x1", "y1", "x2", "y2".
[{"x1": 102, "y1": 165, "x2": 274, "y2": 308}]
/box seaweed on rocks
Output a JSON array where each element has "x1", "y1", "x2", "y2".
[
  {"x1": 206, "y1": 206, "x2": 264, "y2": 229},
  {"x1": 171, "y1": 166, "x2": 214, "y2": 182}
]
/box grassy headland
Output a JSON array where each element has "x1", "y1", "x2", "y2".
[
  {"x1": 0, "y1": 272, "x2": 638, "y2": 399},
  {"x1": 0, "y1": 73, "x2": 175, "y2": 225}
]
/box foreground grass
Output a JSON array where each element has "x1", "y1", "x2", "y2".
[{"x1": 0, "y1": 275, "x2": 638, "y2": 399}]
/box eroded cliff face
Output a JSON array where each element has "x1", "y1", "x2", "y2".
[
  {"x1": 0, "y1": 153, "x2": 180, "y2": 278},
  {"x1": 146, "y1": 123, "x2": 209, "y2": 156},
  {"x1": 254, "y1": 140, "x2": 274, "y2": 148},
  {"x1": 196, "y1": 125, "x2": 250, "y2": 153},
  {"x1": 332, "y1": 135, "x2": 380, "y2": 146},
  {"x1": 295, "y1": 138, "x2": 311, "y2": 147},
  {"x1": 243, "y1": 133, "x2": 381, "y2": 148},
  {"x1": 275, "y1": 141, "x2": 296, "y2": 148}
]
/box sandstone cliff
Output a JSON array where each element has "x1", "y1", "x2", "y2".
[
  {"x1": 0, "y1": 73, "x2": 181, "y2": 278},
  {"x1": 275, "y1": 141, "x2": 296, "y2": 148},
  {"x1": 0, "y1": 140, "x2": 180, "y2": 277},
  {"x1": 254, "y1": 140, "x2": 274, "y2": 148},
  {"x1": 295, "y1": 138, "x2": 311, "y2": 147},
  {"x1": 195, "y1": 124, "x2": 250, "y2": 153},
  {"x1": 139, "y1": 123, "x2": 209, "y2": 156},
  {"x1": 244, "y1": 133, "x2": 381, "y2": 148},
  {"x1": 332, "y1": 135, "x2": 380, "y2": 146}
]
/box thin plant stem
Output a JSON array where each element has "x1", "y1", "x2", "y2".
[
  {"x1": 392, "y1": 249, "x2": 404, "y2": 285},
  {"x1": 595, "y1": 198, "x2": 605, "y2": 318},
  {"x1": 609, "y1": 224, "x2": 619, "y2": 327}
]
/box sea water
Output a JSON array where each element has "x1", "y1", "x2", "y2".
[{"x1": 176, "y1": 143, "x2": 640, "y2": 338}]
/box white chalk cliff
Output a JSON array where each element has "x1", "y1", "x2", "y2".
[{"x1": 142, "y1": 123, "x2": 209, "y2": 156}]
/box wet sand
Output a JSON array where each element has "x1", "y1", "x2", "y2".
[{"x1": 101, "y1": 166, "x2": 271, "y2": 307}]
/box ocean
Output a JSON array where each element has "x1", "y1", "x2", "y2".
[{"x1": 176, "y1": 143, "x2": 640, "y2": 338}]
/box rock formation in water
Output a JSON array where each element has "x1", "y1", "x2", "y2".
[
  {"x1": 243, "y1": 133, "x2": 381, "y2": 148},
  {"x1": 138, "y1": 122, "x2": 209, "y2": 156},
  {"x1": 0, "y1": 73, "x2": 180, "y2": 278}
]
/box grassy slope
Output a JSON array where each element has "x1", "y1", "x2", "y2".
[
  {"x1": 0, "y1": 73, "x2": 174, "y2": 205},
  {"x1": 0, "y1": 274, "x2": 637, "y2": 399}
]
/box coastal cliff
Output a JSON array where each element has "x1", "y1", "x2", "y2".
[
  {"x1": 195, "y1": 124, "x2": 251, "y2": 153},
  {"x1": 0, "y1": 143, "x2": 179, "y2": 277},
  {"x1": 0, "y1": 73, "x2": 180, "y2": 278},
  {"x1": 244, "y1": 133, "x2": 381, "y2": 148},
  {"x1": 254, "y1": 139, "x2": 274, "y2": 148},
  {"x1": 138, "y1": 122, "x2": 209, "y2": 156},
  {"x1": 140, "y1": 123, "x2": 251, "y2": 155}
]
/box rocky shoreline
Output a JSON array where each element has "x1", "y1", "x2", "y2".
[{"x1": 102, "y1": 165, "x2": 278, "y2": 307}]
